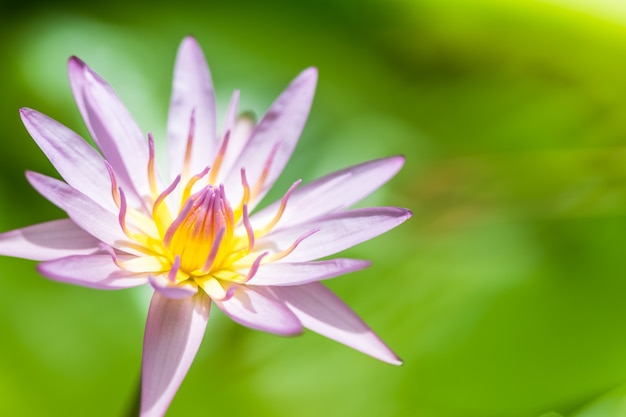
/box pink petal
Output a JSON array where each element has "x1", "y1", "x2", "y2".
[
  {"x1": 257, "y1": 207, "x2": 412, "y2": 262},
  {"x1": 272, "y1": 282, "x2": 401, "y2": 365},
  {"x1": 149, "y1": 274, "x2": 198, "y2": 299},
  {"x1": 247, "y1": 258, "x2": 371, "y2": 286},
  {"x1": 211, "y1": 89, "x2": 244, "y2": 182},
  {"x1": 219, "y1": 112, "x2": 256, "y2": 180},
  {"x1": 251, "y1": 156, "x2": 405, "y2": 228},
  {"x1": 141, "y1": 292, "x2": 210, "y2": 417},
  {"x1": 38, "y1": 254, "x2": 147, "y2": 289},
  {"x1": 213, "y1": 285, "x2": 302, "y2": 335},
  {"x1": 0, "y1": 219, "x2": 99, "y2": 261},
  {"x1": 20, "y1": 108, "x2": 116, "y2": 211},
  {"x1": 68, "y1": 57, "x2": 151, "y2": 203},
  {"x1": 26, "y1": 171, "x2": 127, "y2": 247},
  {"x1": 222, "y1": 68, "x2": 318, "y2": 206},
  {"x1": 166, "y1": 36, "x2": 217, "y2": 180}
]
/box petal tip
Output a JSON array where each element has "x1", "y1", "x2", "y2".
[
  {"x1": 391, "y1": 154, "x2": 406, "y2": 167},
  {"x1": 301, "y1": 67, "x2": 319, "y2": 84},
  {"x1": 181, "y1": 35, "x2": 199, "y2": 47},
  {"x1": 67, "y1": 55, "x2": 86, "y2": 70}
]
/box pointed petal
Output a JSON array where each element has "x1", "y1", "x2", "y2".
[
  {"x1": 219, "y1": 112, "x2": 255, "y2": 181},
  {"x1": 68, "y1": 56, "x2": 150, "y2": 202},
  {"x1": 38, "y1": 254, "x2": 147, "y2": 289},
  {"x1": 247, "y1": 258, "x2": 371, "y2": 286},
  {"x1": 141, "y1": 292, "x2": 210, "y2": 417},
  {"x1": 213, "y1": 285, "x2": 302, "y2": 335},
  {"x1": 257, "y1": 207, "x2": 412, "y2": 262},
  {"x1": 166, "y1": 36, "x2": 217, "y2": 179},
  {"x1": 252, "y1": 156, "x2": 405, "y2": 228},
  {"x1": 0, "y1": 219, "x2": 99, "y2": 261},
  {"x1": 20, "y1": 108, "x2": 116, "y2": 211},
  {"x1": 26, "y1": 171, "x2": 127, "y2": 247},
  {"x1": 211, "y1": 90, "x2": 245, "y2": 182},
  {"x1": 223, "y1": 68, "x2": 318, "y2": 205},
  {"x1": 272, "y1": 283, "x2": 401, "y2": 365}
]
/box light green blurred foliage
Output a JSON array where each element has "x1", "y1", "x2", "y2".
[{"x1": 2, "y1": 0, "x2": 626, "y2": 416}]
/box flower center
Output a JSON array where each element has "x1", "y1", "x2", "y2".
[
  {"x1": 107, "y1": 123, "x2": 315, "y2": 299},
  {"x1": 163, "y1": 185, "x2": 234, "y2": 274}
]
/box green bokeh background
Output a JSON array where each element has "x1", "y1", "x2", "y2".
[{"x1": 1, "y1": 0, "x2": 626, "y2": 416}]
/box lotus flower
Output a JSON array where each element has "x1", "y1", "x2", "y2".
[{"x1": 0, "y1": 37, "x2": 411, "y2": 416}]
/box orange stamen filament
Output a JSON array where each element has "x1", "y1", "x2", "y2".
[
  {"x1": 267, "y1": 228, "x2": 319, "y2": 262},
  {"x1": 180, "y1": 166, "x2": 210, "y2": 206},
  {"x1": 251, "y1": 142, "x2": 280, "y2": 200},
  {"x1": 259, "y1": 179, "x2": 301, "y2": 235},
  {"x1": 242, "y1": 204, "x2": 255, "y2": 252},
  {"x1": 182, "y1": 108, "x2": 196, "y2": 181},
  {"x1": 208, "y1": 131, "x2": 230, "y2": 184},
  {"x1": 105, "y1": 161, "x2": 121, "y2": 208},
  {"x1": 243, "y1": 252, "x2": 268, "y2": 282},
  {"x1": 147, "y1": 133, "x2": 158, "y2": 198}
]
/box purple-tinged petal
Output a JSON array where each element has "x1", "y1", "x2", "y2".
[
  {"x1": 141, "y1": 292, "x2": 210, "y2": 417},
  {"x1": 223, "y1": 68, "x2": 317, "y2": 206},
  {"x1": 213, "y1": 285, "x2": 302, "y2": 335},
  {"x1": 211, "y1": 90, "x2": 244, "y2": 183},
  {"x1": 167, "y1": 37, "x2": 217, "y2": 180},
  {"x1": 68, "y1": 57, "x2": 151, "y2": 203},
  {"x1": 149, "y1": 274, "x2": 198, "y2": 299},
  {"x1": 218, "y1": 112, "x2": 256, "y2": 181},
  {"x1": 38, "y1": 254, "x2": 147, "y2": 289},
  {"x1": 0, "y1": 219, "x2": 99, "y2": 261},
  {"x1": 252, "y1": 156, "x2": 406, "y2": 228},
  {"x1": 272, "y1": 283, "x2": 402, "y2": 365},
  {"x1": 26, "y1": 171, "x2": 128, "y2": 248},
  {"x1": 20, "y1": 108, "x2": 116, "y2": 211},
  {"x1": 247, "y1": 258, "x2": 371, "y2": 286},
  {"x1": 257, "y1": 207, "x2": 412, "y2": 262}
]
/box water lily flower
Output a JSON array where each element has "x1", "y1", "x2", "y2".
[{"x1": 0, "y1": 37, "x2": 411, "y2": 416}]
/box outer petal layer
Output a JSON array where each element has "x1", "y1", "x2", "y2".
[
  {"x1": 272, "y1": 282, "x2": 402, "y2": 365},
  {"x1": 141, "y1": 292, "x2": 210, "y2": 417},
  {"x1": 223, "y1": 67, "x2": 318, "y2": 206},
  {"x1": 167, "y1": 36, "x2": 217, "y2": 179},
  {"x1": 68, "y1": 57, "x2": 150, "y2": 203},
  {"x1": 251, "y1": 156, "x2": 405, "y2": 229},
  {"x1": 247, "y1": 258, "x2": 371, "y2": 286},
  {"x1": 213, "y1": 285, "x2": 303, "y2": 335},
  {"x1": 20, "y1": 108, "x2": 115, "y2": 211},
  {"x1": 26, "y1": 172, "x2": 127, "y2": 248},
  {"x1": 257, "y1": 207, "x2": 412, "y2": 262},
  {"x1": 38, "y1": 254, "x2": 147, "y2": 289},
  {"x1": 0, "y1": 219, "x2": 99, "y2": 261}
]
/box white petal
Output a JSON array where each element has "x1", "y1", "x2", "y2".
[
  {"x1": 26, "y1": 171, "x2": 127, "y2": 247},
  {"x1": 141, "y1": 292, "x2": 210, "y2": 417},
  {"x1": 20, "y1": 108, "x2": 116, "y2": 211},
  {"x1": 149, "y1": 274, "x2": 198, "y2": 299},
  {"x1": 213, "y1": 285, "x2": 302, "y2": 335},
  {"x1": 0, "y1": 219, "x2": 99, "y2": 261},
  {"x1": 166, "y1": 36, "x2": 217, "y2": 180},
  {"x1": 247, "y1": 258, "x2": 371, "y2": 286},
  {"x1": 222, "y1": 68, "x2": 317, "y2": 206},
  {"x1": 38, "y1": 253, "x2": 147, "y2": 289},
  {"x1": 272, "y1": 283, "x2": 401, "y2": 364},
  {"x1": 68, "y1": 57, "x2": 151, "y2": 203},
  {"x1": 251, "y1": 156, "x2": 405, "y2": 228},
  {"x1": 257, "y1": 207, "x2": 412, "y2": 262}
]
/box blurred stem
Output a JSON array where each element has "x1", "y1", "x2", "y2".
[{"x1": 125, "y1": 376, "x2": 141, "y2": 417}]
